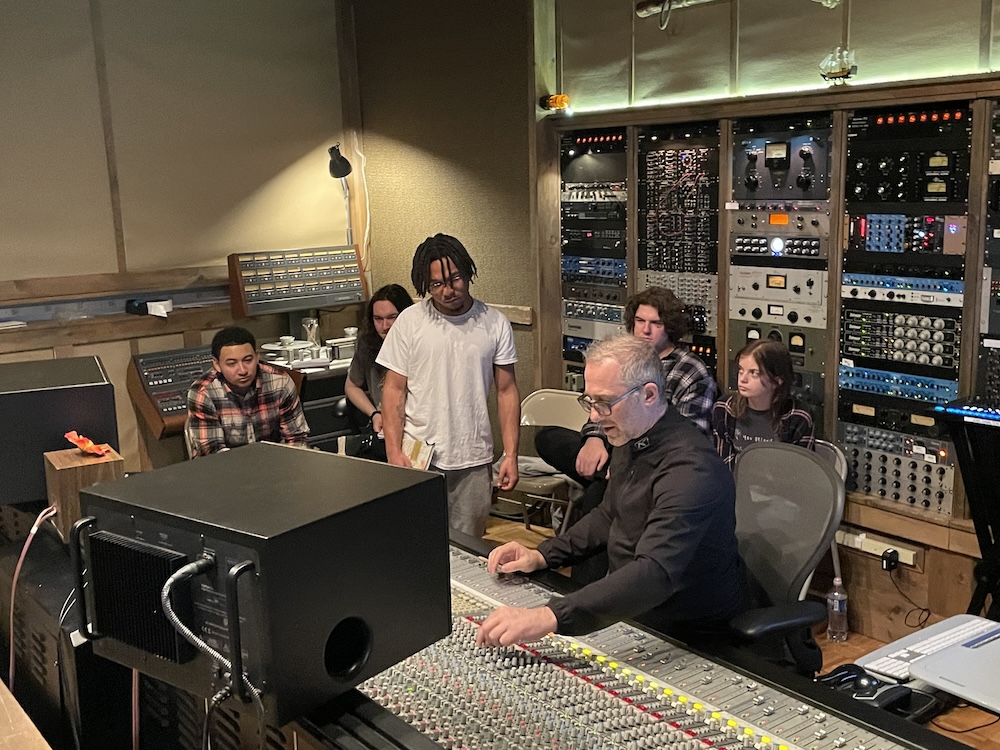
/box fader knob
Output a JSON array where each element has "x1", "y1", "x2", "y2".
[
  {"x1": 796, "y1": 173, "x2": 812, "y2": 189},
  {"x1": 745, "y1": 174, "x2": 760, "y2": 190}
]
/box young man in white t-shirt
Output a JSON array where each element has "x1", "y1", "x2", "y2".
[{"x1": 376, "y1": 234, "x2": 520, "y2": 537}]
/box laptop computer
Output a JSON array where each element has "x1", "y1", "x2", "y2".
[
  {"x1": 857, "y1": 614, "x2": 1000, "y2": 713},
  {"x1": 908, "y1": 618, "x2": 1000, "y2": 714}
]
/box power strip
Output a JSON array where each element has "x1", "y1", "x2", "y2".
[{"x1": 835, "y1": 529, "x2": 918, "y2": 566}]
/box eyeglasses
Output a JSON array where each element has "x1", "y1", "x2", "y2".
[
  {"x1": 428, "y1": 273, "x2": 466, "y2": 291},
  {"x1": 577, "y1": 383, "x2": 644, "y2": 417}
]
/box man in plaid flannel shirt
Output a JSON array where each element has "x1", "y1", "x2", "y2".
[{"x1": 186, "y1": 326, "x2": 309, "y2": 457}]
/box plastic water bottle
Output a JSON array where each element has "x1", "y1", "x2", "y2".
[{"x1": 826, "y1": 577, "x2": 849, "y2": 642}]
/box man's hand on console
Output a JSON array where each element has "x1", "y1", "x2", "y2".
[
  {"x1": 485, "y1": 541, "x2": 547, "y2": 576},
  {"x1": 475, "y1": 606, "x2": 558, "y2": 647}
]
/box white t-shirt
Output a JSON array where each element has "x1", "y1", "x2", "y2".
[{"x1": 376, "y1": 298, "x2": 517, "y2": 470}]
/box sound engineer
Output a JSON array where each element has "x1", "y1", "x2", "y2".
[
  {"x1": 536, "y1": 287, "x2": 715, "y2": 490},
  {"x1": 476, "y1": 335, "x2": 747, "y2": 648},
  {"x1": 185, "y1": 326, "x2": 309, "y2": 456}
]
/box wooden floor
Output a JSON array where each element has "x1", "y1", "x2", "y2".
[{"x1": 484, "y1": 516, "x2": 1000, "y2": 750}]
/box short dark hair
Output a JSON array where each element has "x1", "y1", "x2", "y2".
[
  {"x1": 731, "y1": 339, "x2": 795, "y2": 425},
  {"x1": 212, "y1": 326, "x2": 256, "y2": 359},
  {"x1": 411, "y1": 234, "x2": 478, "y2": 296},
  {"x1": 625, "y1": 287, "x2": 691, "y2": 344}
]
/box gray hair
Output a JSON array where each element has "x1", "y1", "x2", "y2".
[{"x1": 585, "y1": 335, "x2": 666, "y2": 402}]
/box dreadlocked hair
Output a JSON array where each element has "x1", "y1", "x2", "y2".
[{"x1": 411, "y1": 234, "x2": 478, "y2": 296}]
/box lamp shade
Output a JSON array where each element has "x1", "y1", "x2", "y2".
[{"x1": 329, "y1": 144, "x2": 353, "y2": 179}]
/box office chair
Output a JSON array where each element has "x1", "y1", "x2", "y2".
[
  {"x1": 813, "y1": 439, "x2": 847, "y2": 583},
  {"x1": 729, "y1": 442, "x2": 846, "y2": 675},
  {"x1": 501, "y1": 389, "x2": 586, "y2": 533}
]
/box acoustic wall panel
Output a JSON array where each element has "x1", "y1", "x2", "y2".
[
  {"x1": 0, "y1": 0, "x2": 119, "y2": 281},
  {"x1": 99, "y1": 1, "x2": 347, "y2": 272},
  {"x1": 558, "y1": 0, "x2": 633, "y2": 112},
  {"x1": 849, "y1": 0, "x2": 981, "y2": 84},
  {"x1": 736, "y1": 0, "x2": 844, "y2": 96},
  {"x1": 634, "y1": 2, "x2": 732, "y2": 104}
]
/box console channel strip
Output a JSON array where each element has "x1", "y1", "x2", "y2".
[
  {"x1": 839, "y1": 104, "x2": 971, "y2": 510},
  {"x1": 728, "y1": 266, "x2": 827, "y2": 329},
  {"x1": 838, "y1": 423, "x2": 956, "y2": 514},
  {"x1": 976, "y1": 340, "x2": 1000, "y2": 400},
  {"x1": 729, "y1": 116, "x2": 832, "y2": 269},
  {"x1": 638, "y1": 126, "x2": 719, "y2": 275},
  {"x1": 127, "y1": 346, "x2": 213, "y2": 438},
  {"x1": 561, "y1": 130, "x2": 629, "y2": 365},
  {"x1": 637, "y1": 270, "x2": 719, "y2": 337},
  {"x1": 358, "y1": 546, "x2": 933, "y2": 750}
]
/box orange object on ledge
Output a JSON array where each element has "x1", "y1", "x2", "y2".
[{"x1": 64, "y1": 430, "x2": 112, "y2": 456}]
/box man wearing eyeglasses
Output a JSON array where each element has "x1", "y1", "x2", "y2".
[
  {"x1": 476, "y1": 335, "x2": 745, "y2": 648},
  {"x1": 537, "y1": 286, "x2": 715, "y2": 491},
  {"x1": 378, "y1": 234, "x2": 520, "y2": 538}
]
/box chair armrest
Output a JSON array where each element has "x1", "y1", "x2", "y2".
[{"x1": 730, "y1": 601, "x2": 827, "y2": 641}]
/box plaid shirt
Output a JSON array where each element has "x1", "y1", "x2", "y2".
[
  {"x1": 186, "y1": 362, "x2": 309, "y2": 457},
  {"x1": 712, "y1": 396, "x2": 815, "y2": 470},
  {"x1": 581, "y1": 344, "x2": 716, "y2": 440}
]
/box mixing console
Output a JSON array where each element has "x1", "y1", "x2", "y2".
[
  {"x1": 358, "y1": 547, "x2": 920, "y2": 750},
  {"x1": 126, "y1": 346, "x2": 213, "y2": 438}
]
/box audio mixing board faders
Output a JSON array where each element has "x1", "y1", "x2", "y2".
[{"x1": 356, "y1": 547, "x2": 941, "y2": 750}]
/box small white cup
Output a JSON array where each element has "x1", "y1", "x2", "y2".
[
  {"x1": 279, "y1": 335, "x2": 295, "y2": 345},
  {"x1": 344, "y1": 327, "x2": 359, "y2": 338}
]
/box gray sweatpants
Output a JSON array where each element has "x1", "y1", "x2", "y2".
[{"x1": 434, "y1": 462, "x2": 493, "y2": 538}]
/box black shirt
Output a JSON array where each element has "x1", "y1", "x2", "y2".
[{"x1": 538, "y1": 405, "x2": 747, "y2": 638}]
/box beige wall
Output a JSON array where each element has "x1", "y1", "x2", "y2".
[
  {"x1": 352, "y1": 1, "x2": 538, "y2": 410},
  {"x1": 0, "y1": 0, "x2": 348, "y2": 282}
]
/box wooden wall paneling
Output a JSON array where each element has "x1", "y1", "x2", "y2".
[
  {"x1": 0, "y1": 267, "x2": 228, "y2": 305},
  {"x1": 536, "y1": 119, "x2": 562, "y2": 389},
  {"x1": 0, "y1": 307, "x2": 234, "y2": 355},
  {"x1": 825, "y1": 110, "x2": 849, "y2": 441},
  {"x1": 925, "y1": 546, "x2": 979, "y2": 616},
  {"x1": 716, "y1": 118, "x2": 734, "y2": 388},
  {"x1": 835, "y1": 544, "x2": 973, "y2": 643},
  {"x1": 626, "y1": 126, "x2": 639, "y2": 298},
  {"x1": 533, "y1": 0, "x2": 561, "y2": 391}
]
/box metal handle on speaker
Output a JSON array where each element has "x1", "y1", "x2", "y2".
[
  {"x1": 69, "y1": 516, "x2": 102, "y2": 640},
  {"x1": 226, "y1": 560, "x2": 256, "y2": 703}
]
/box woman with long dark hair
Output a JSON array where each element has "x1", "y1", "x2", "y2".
[
  {"x1": 345, "y1": 284, "x2": 414, "y2": 457},
  {"x1": 712, "y1": 339, "x2": 814, "y2": 470}
]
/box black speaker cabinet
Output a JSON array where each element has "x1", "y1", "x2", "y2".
[
  {"x1": 75, "y1": 444, "x2": 451, "y2": 726},
  {"x1": 0, "y1": 357, "x2": 118, "y2": 505}
]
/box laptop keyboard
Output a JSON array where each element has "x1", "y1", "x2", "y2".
[{"x1": 863, "y1": 617, "x2": 999, "y2": 682}]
